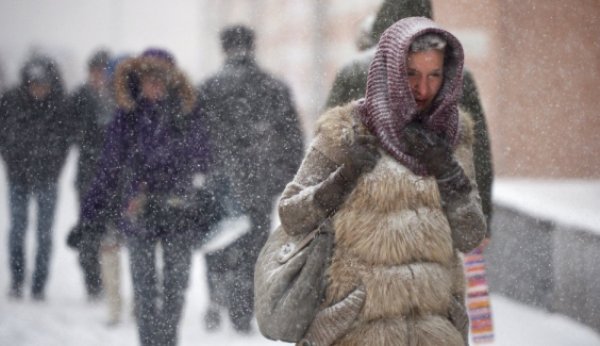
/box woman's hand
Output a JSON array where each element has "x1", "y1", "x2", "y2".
[
  {"x1": 404, "y1": 121, "x2": 471, "y2": 196},
  {"x1": 403, "y1": 121, "x2": 453, "y2": 178},
  {"x1": 314, "y1": 134, "x2": 379, "y2": 214},
  {"x1": 339, "y1": 134, "x2": 380, "y2": 183}
]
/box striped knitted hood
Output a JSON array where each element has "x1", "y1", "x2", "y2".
[{"x1": 359, "y1": 16, "x2": 464, "y2": 175}]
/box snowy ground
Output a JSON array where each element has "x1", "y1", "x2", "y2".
[{"x1": 1, "y1": 150, "x2": 599, "y2": 346}]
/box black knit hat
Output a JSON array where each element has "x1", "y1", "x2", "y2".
[
  {"x1": 371, "y1": 0, "x2": 433, "y2": 43},
  {"x1": 88, "y1": 50, "x2": 111, "y2": 69},
  {"x1": 220, "y1": 25, "x2": 255, "y2": 51}
]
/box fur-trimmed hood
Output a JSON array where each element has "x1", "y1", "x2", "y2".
[{"x1": 113, "y1": 55, "x2": 196, "y2": 114}]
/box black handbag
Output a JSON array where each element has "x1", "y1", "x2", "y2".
[
  {"x1": 254, "y1": 219, "x2": 333, "y2": 342},
  {"x1": 139, "y1": 187, "x2": 224, "y2": 243}
]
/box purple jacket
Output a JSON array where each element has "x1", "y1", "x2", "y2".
[{"x1": 80, "y1": 55, "x2": 210, "y2": 236}]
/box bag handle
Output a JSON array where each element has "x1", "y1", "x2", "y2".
[{"x1": 277, "y1": 221, "x2": 328, "y2": 264}]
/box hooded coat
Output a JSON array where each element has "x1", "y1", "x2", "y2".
[
  {"x1": 0, "y1": 56, "x2": 69, "y2": 187},
  {"x1": 79, "y1": 54, "x2": 210, "y2": 236},
  {"x1": 277, "y1": 18, "x2": 485, "y2": 345},
  {"x1": 325, "y1": 0, "x2": 494, "y2": 235}
]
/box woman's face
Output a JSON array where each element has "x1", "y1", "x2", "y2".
[
  {"x1": 407, "y1": 49, "x2": 444, "y2": 112},
  {"x1": 140, "y1": 76, "x2": 167, "y2": 102}
]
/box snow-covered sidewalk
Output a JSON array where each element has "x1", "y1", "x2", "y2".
[{"x1": 1, "y1": 153, "x2": 599, "y2": 346}]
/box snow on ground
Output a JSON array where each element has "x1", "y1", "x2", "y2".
[{"x1": 1, "y1": 152, "x2": 599, "y2": 346}]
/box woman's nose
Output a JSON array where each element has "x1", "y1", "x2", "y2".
[{"x1": 413, "y1": 77, "x2": 429, "y2": 98}]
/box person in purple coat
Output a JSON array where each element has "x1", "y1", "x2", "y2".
[{"x1": 72, "y1": 48, "x2": 210, "y2": 346}]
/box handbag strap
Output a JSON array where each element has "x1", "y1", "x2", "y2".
[{"x1": 277, "y1": 223, "x2": 323, "y2": 264}]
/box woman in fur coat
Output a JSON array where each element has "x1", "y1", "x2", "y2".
[{"x1": 276, "y1": 17, "x2": 486, "y2": 346}]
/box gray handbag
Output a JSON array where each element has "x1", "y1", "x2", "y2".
[{"x1": 254, "y1": 219, "x2": 333, "y2": 342}]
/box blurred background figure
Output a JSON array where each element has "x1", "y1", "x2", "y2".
[
  {"x1": 71, "y1": 48, "x2": 211, "y2": 346},
  {"x1": 67, "y1": 49, "x2": 114, "y2": 302},
  {"x1": 0, "y1": 54, "x2": 69, "y2": 301},
  {"x1": 67, "y1": 49, "x2": 133, "y2": 326},
  {"x1": 354, "y1": 15, "x2": 376, "y2": 52},
  {"x1": 0, "y1": 57, "x2": 6, "y2": 93},
  {"x1": 324, "y1": 0, "x2": 493, "y2": 239},
  {"x1": 94, "y1": 54, "x2": 134, "y2": 327},
  {"x1": 197, "y1": 25, "x2": 305, "y2": 334}
]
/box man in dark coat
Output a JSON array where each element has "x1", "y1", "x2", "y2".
[
  {"x1": 68, "y1": 49, "x2": 114, "y2": 300},
  {"x1": 0, "y1": 54, "x2": 69, "y2": 300},
  {"x1": 197, "y1": 25, "x2": 305, "y2": 333},
  {"x1": 324, "y1": 0, "x2": 494, "y2": 236}
]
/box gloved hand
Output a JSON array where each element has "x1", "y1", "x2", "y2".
[
  {"x1": 403, "y1": 122, "x2": 471, "y2": 196},
  {"x1": 314, "y1": 134, "x2": 379, "y2": 213},
  {"x1": 66, "y1": 221, "x2": 104, "y2": 252},
  {"x1": 298, "y1": 285, "x2": 366, "y2": 346},
  {"x1": 339, "y1": 133, "x2": 380, "y2": 183}
]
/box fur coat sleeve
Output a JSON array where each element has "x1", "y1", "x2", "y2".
[
  {"x1": 278, "y1": 146, "x2": 341, "y2": 236},
  {"x1": 278, "y1": 105, "x2": 356, "y2": 236}
]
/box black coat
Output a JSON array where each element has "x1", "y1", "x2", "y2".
[
  {"x1": 198, "y1": 56, "x2": 304, "y2": 209},
  {"x1": 0, "y1": 86, "x2": 69, "y2": 187},
  {"x1": 68, "y1": 85, "x2": 115, "y2": 193}
]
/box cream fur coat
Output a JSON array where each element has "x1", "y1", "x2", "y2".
[{"x1": 278, "y1": 102, "x2": 486, "y2": 345}]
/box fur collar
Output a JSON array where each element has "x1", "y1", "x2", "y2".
[{"x1": 114, "y1": 56, "x2": 196, "y2": 114}]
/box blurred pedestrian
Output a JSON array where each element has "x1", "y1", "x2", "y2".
[
  {"x1": 0, "y1": 54, "x2": 69, "y2": 300},
  {"x1": 325, "y1": 0, "x2": 494, "y2": 237},
  {"x1": 270, "y1": 17, "x2": 485, "y2": 345},
  {"x1": 72, "y1": 48, "x2": 211, "y2": 346},
  {"x1": 67, "y1": 49, "x2": 114, "y2": 301},
  {"x1": 197, "y1": 25, "x2": 305, "y2": 333}
]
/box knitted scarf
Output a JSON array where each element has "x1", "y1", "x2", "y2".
[{"x1": 359, "y1": 17, "x2": 464, "y2": 175}]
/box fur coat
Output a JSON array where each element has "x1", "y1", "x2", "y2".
[{"x1": 278, "y1": 102, "x2": 486, "y2": 345}]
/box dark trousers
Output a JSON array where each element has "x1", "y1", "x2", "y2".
[
  {"x1": 76, "y1": 190, "x2": 103, "y2": 297},
  {"x1": 204, "y1": 199, "x2": 271, "y2": 331},
  {"x1": 128, "y1": 231, "x2": 193, "y2": 346},
  {"x1": 77, "y1": 241, "x2": 102, "y2": 297},
  {"x1": 8, "y1": 182, "x2": 57, "y2": 295}
]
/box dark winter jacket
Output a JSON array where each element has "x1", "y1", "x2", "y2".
[
  {"x1": 0, "y1": 56, "x2": 69, "y2": 187},
  {"x1": 198, "y1": 55, "x2": 304, "y2": 209},
  {"x1": 461, "y1": 71, "x2": 494, "y2": 230},
  {"x1": 80, "y1": 55, "x2": 210, "y2": 236},
  {"x1": 68, "y1": 84, "x2": 116, "y2": 193},
  {"x1": 324, "y1": 0, "x2": 494, "y2": 235}
]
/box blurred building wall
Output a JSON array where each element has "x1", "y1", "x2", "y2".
[{"x1": 435, "y1": 0, "x2": 600, "y2": 178}]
